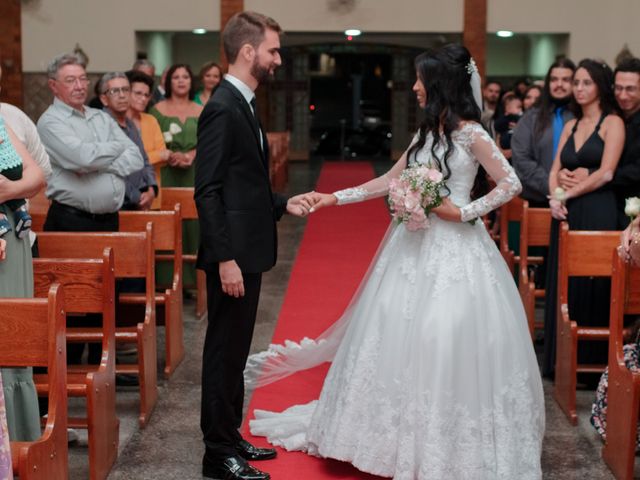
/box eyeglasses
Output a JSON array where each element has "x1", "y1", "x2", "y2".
[
  {"x1": 59, "y1": 76, "x2": 90, "y2": 87},
  {"x1": 131, "y1": 90, "x2": 151, "y2": 98},
  {"x1": 614, "y1": 85, "x2": 639, "y2": 94},
  {"x1": 103, "y1": 86, "x2": 131, "y2": 97}
]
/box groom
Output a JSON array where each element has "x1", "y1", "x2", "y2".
[{"x1": 194, "y1": 11, "x2": 315, "y2": 480}]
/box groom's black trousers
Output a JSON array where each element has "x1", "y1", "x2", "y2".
[{"x1": 201, "y1": 271, "x2": 262, "y2": 459}]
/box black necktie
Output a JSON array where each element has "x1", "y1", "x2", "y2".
[{"x1": 249, "y1": 97, "x2": 263, "y2": 147}]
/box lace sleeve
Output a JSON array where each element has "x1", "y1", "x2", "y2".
[
  {"x1": 333, "y1": 136, "x2": 416, "y2": 205},
  {"x1": 459, "y1": 124, "x2": 522, "y2": 222}
]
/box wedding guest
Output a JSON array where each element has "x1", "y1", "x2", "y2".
[
  {"x1": 0, "y1": 65, "x2": 51, "y2": 180},
  {"x1": 126, "y1": 70, "x2": 170, "y2": 209},
  {"x1": 150, "y1": 64, "x2": 202, "y2": 288},
  {"x1": 195, "y1": 62, "x2": 223, "y2": 106},
  {"x1": 0, "y1": 114, "x2": 46, "y2": 444},
  {"x1": 560, "y1": 57, "x2": 640, "y2": 229},
  {"x1": 132, "y1": 59, "x2": 155, "y2": 79},
  {"x1": 512, "y1": 58, "x2": 576, "y2": 207},
  {"x1": 523, "y1": 84, "x2": 542, "y2": 111},
  {"x1": 480, "y1": 80, "x2": 502, "y2": 136},
  {"x1": 100, "y1": 72, "x2": 157, "y2": 211},
  {"x1": 546, "y1": 59, "x2": 624, "y2": 379},
  {"x1": 38, "y1": 53, "x2": 143, "y2": 366},
  {"x1": 494, "y1": 92, "x2": 523, "y2": 159}
]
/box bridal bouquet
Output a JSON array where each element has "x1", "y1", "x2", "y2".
[{"x1": 388, "y1": 165, "x2": 445, "y2": 231}]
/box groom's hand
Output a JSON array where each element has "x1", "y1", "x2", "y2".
[
  {"x1": 308, "y1": 192, "x2": 337, "y2": 212},
  {"x1": 219, "y1": 260, "x2": 244, "y2": 297},
  {"x1": 286, "y1": 191, "x2": 318, "y2": 217}
]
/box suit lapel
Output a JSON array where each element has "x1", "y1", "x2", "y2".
[{"x1": 221, "y1": 80, "x2": 267, "y2": 169}]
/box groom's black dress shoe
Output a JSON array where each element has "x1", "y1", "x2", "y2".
[
  {"x1": 202, "y1": 455, "x2": 270, "y2": 480},
  {"x1": 236, "y1": 439, "x2": 277, "y2": 461}
]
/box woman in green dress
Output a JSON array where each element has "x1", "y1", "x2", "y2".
[
  {"x1": 150, "y1": 64, "x2": 203, "y2": 288},
  {"x1": 194, "y1": 62, "x2": 222, "y2": 106},
  {"x1": 0, "y1": 118, "x2": 46, "y2": 442}
]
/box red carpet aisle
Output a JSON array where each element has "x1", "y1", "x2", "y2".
[{"x1": 243, "y1": 161, "x2": 390, "y2": 479}]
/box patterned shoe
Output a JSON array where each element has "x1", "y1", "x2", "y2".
[
  {"x1": 13, "y1": 207, "x2": 32, "y2": 239},
  {"x1": 0, "y1": 216, "x2": 11, "y2": 237}
]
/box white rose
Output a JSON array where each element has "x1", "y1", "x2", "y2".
[
  {"x1": 168, "y1": 123, "x2": 182, "y2": 135},
  {"x1": 625, "y1": 196, "x2": 640, "y2": 218},
  {"x1": 553, "y1": 187, "x2": 567, "y2": 203},
  {"x1": 163, "y1": 131, "x2": 173, "y2": 143}
]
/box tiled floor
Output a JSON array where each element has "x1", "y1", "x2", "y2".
[{"x1": 64, "y1": 160, "x2": 635, "y2": 479}]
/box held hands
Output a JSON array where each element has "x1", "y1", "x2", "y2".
[
  {"x1": 431, "y1": 197, "x2": 462, "y2": 222},
  {"x1": 0, "y1": 238, "x2": 6, "y2": 261},
  {"x1": 168, "y1": 151, "x2": 194, "y2": 168},
  {"x1": 307, "y1": 193, "x2": 337, "y2": 213},
  {"x1": 286, "y1": 191, "x2": 322, "y2": 217},
  {"x1": 558, "y1": 167, "x2": 589, "y2": 190},
  {"x1": 219, "y1": 260, "x2": 244, "y2": 297}
]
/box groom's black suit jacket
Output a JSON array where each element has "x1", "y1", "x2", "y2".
[{"x1": 194, "y1": 79, "x2": 288, "y2": 273}]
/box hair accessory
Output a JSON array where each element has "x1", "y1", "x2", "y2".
[{"x1": 466, "y1": 58, "x2": 478, "y2": 76}]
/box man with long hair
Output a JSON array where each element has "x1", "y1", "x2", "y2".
[{"x1": 512, "y1": 58, "x2": 576, "y2": 206}]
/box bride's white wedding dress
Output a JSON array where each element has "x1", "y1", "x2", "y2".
[{"x1": 248, "y1": 122, "x2": 545, "y2": 479}]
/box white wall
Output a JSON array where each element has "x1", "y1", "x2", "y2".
[
  {"x1": 20, "y1": 0, "x2": 640, "y2": 72},
  {"x1": 246, "y1": 0, "x2": 463, "y2": 32},
  {"x1": 488, "y1": 0, "x2": 640, "y2": 64},
  {"x1": 21, "y1": 0, "x2": 219, "y2": 72}
]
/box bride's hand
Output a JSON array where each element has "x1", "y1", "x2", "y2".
[
  {"x1": 309, "y1": 193, "x2": 338, "y2": 213},
  {"x1": 431, "y1": 197, "x2": 462, "y2": 222}
]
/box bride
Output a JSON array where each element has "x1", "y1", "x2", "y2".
[{"x1": 248, "y1": 44, "x2": 545, "y2": 479}]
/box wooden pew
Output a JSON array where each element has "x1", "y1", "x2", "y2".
[
  {"x1": 602, "y1": 252, "x2": 640, "y2": 480},
  {"x1": 119, "y1": 206, "x2": 184, "y2": 377},
  {"x1": 0, "y1": 284, "x2": 68, "y2": 480},
  {"x1": 554, "y1": 222, "x2": 620, "y2": 424},
  {"x1": 37, "y1": 226, "x2": 158, "y2": 427},
  {"x1": 518, "y1": 204, "x2": 552, "y2": 338},
  {"x1": 31, "y1": 210, "x2": 46, "y2": 232},
  {"x1": 498, "y1": 196, "x2": 524, "y2": 273},
  {"x1": 266, "y1": 131, "x2": 289, "y2": 192},
  {"x1": 32, "y1": 249, "x2": 118, "y2": 480},
  {"x1": 161, "y1": 187, "x2": 207, "y2": 319}
]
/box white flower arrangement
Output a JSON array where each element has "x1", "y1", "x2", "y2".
[
  {"x1": 163, "y1": 123, "x2": 183, "y2": 145},
  {"x1": 625, "y1": 196, "x2": 640, "y2": 220}
]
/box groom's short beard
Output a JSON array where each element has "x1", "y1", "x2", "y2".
[{"x1": 251, "y1": 59, "x2": 274, "y2": 84}]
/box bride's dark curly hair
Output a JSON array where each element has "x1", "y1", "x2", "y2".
[{"x1": 406, "y1": 44, "x2": 486, "y2": 196}]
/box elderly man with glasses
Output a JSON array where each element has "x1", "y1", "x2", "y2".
[
  {"x1": 100, "y1": 72, "x2": 157, "y2": 211},
  {"x1": 37, "y1": 53, "x2": 143, "y2": 366}
]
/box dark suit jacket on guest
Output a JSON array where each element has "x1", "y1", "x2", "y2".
[{"x1": 194, "y1": 79, "x2": 288, "y2": 274}]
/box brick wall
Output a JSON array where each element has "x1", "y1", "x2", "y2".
[
  {"x1": 463, "y1": 0, "x2": 487, "y2": 80},
  {"x1": 220, "y1": 0, "x2": 244, "y2": 68},
  {"x1": 0, "y1": 0, "x2": 23, "y2": 108}
]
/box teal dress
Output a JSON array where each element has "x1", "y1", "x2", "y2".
[
  {"x1": 149, "y1": 107, "x2": 199, "y2": 288},
  {"x1": 0, "y1": 204, "x2": 41, "y2": 442}
]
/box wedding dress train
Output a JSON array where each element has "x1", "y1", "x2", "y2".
[{"x1": 249, "y1": 122, "x2": 545, "y2": 479}]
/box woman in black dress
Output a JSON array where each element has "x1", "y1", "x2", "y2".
[{"x1": 543, "y1": 59, "x2": 625, "y2": 378}]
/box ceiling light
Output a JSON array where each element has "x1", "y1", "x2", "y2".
[
  {"x1": 344, "y1": 29, "x2": 362, "y2": 36},
  {"x1": 496, "y1": 30, "x2": 514, "y2": 38},
  {"x1": 192, "y1": 28, "x2": 207, "y2": 35}
]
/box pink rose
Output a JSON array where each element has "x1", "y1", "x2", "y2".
[
  {"x1": 404, "y1": 191, "x2": 421, "y2": 211},
  {"x1": 427, "y1": 169, "x2": 443, "y2": 183}
]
